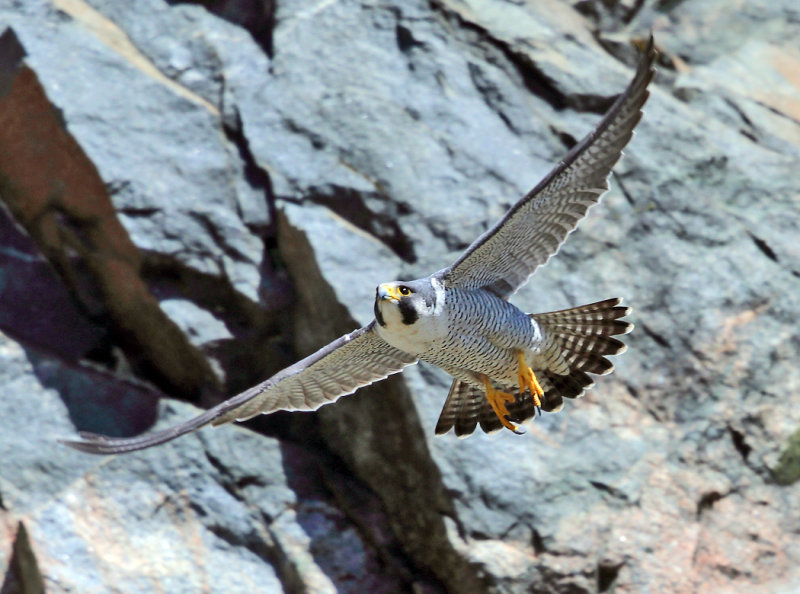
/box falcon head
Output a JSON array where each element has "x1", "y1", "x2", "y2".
[{"x1": 373, "y1": 279, "x2": 440, "y2": 329}]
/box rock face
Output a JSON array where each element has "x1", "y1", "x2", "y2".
[{"x1": 1, "y1": 0, "x2": 799, "y2": 592}]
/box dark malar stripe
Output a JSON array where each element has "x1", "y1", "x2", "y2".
[
  {"x1": 374, "y1": 299, "x2": 386, "y2": 327},
  {"x1": 398, "y1": 300, "x2": 419, "y2": 325}
]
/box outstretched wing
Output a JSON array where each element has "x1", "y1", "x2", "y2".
[
  {"x1": 439, "y1": 37, "x2": 656, "y2": 298},
  {"x1": 61, "y1": 322, "x2": 418, "y2": 454}
]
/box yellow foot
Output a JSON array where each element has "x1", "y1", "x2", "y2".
[
  {"x1": 480, "y1": 375, "x2": 521, "y2": 433},
  {"x1": 516, "y1": 351, "x2": 544, "y2": 408}
]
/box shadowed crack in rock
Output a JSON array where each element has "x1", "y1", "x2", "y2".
[
  {"x1": 317, "y1": 463, "x2": 420, "y2": 589},
  {"x1": 696, "y1": 490, "x2": 726, "y2": 520},
  {"x1": 430, "y1": 0, "x2": 629, "y2": 114},
  {"x1": 1, "y1": 522, "x2": 45, "y2": 594},
  {"x1": 589, "y1": 480, "x2": 631, "y2": 504},
  {"x1": 728, "y1": 426, "x2": 752, "y2": 463},
  {"x1": 203, "y1": 440, "x2": 444, "y2": 593},
  {"x1": 301, "y1": 184, "x2": 417, "y2": 263},
  {"x1": 0, "y1": 29, "x2": 219, "y2": 402},
  {"x1": 746, "y1": 231, "x2": 779, "y2": 263},
  {"x1": 167, "y1": 0, "x2": 276, "y2": 58},
  {"x1": 198, "y1": 446, "x2": 330, "y2": 592},
  {"x1": 639, "y1": 322, "x2": 671, "y2": 348},
  {"x1": 429, "y1": 0, "x2": 566, "y2": 111},
  {"x1": 276, "y1": 208, "x2": 486, "y2": 593},
  {"x1": 597, "y1": 559, "x2": 624, "y2": 593},
  {"x1": 575, "y1": 0, "x2": 646, "y2": 29},
  {"x1": 220, "y1": 103, "x2": 276, "y2": 231}
]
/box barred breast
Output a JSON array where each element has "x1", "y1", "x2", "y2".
[{"x1": 420, "y1": 288, "x2": 539, "y2": 385}]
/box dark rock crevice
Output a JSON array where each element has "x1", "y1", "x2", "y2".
[
  {"x1": 467, "y1": 61, "x2": 522, "y2": 135},
  {"x1": 432, "y1": 0, "x2": 649, "y2": 116},
  {"x1": 298, "y1": 184, "x2": 418, "y2": 263},
  {"x1": 728, "y1": 426, "x2": 752, "y2": 464},
  {"x1": 597, "y1": 560, "x2": 624, "y2": 593},
  {"x1": 395, "y1": 23, "x2": 425, "y2": 55},
  {"x1": 0, "y1": 31, "x2": 219, "y2": 402},
  {"x1": 552, "y1": 126, "x2": 579, "y2": 151},
  {"x1": 316, "y1": 457, "x2": 447, "y2": 592},
  {"x1": 589, "y1": 480, "x2": 631, "y2": 504},
  {"x1": 139, "y1": 249, "x2": 294, "y2": 409},
  {"x1": 574, "y1": 0, "x2": 647, "y2": 29},
  {"x1": 696, "y1": 490, "x2": 726, "y2": 520},
  {"x1": 723, "y1": 97, "x2": 759, "y2": 139},
  {"x1": 207, "y1": 521, "x2": 277, "y2": 568},
  {"x1": 639, "y1": 322, "x2": 671, "y2": 348},
  {"x1": 166, "y1": 0, "x2": 276, "y2": 58},
  {"x1": 531, "y1": 527, "x2": 547, "y2": 556},
  {"x1": 1, "y1": 522, "x2": 45, "y2": 594},
  {"x1": 746, "y1": 231, "x2": 779, "y2": 263},
  {"x1": 492, "y1": 43, "x2": 568, "y2": 111},
  {"x1": 429, "y1": 1, "x2": 567, "y2": 111},
  {"x1": 277, "y1": 210, "x2": 486, "y2": 592},
  {"x1": 614, "y1": 173, "x2": 638, "y2": 207},
  {"x1": 220, "y1": 104, "x2": 277, "y2": 232}
]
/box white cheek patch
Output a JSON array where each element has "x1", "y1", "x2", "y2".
[{"x1": 430, "y1": 277, "x2": 446, "y2": 317}]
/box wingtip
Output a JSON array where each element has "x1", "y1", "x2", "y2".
[
  {"x1": 630, "y1": 32, "x2": 658, "y2": 95},
  {"x1": 58, "y1": 436, "x2": 118, "y2": 456},
  {"x1": 634, "y1": 32, "x2": 657, "y2": 60}
]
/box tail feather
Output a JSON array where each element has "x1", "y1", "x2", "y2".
[
  {"x1": 436, "y1": 379, "x2": 539, "y2": 437},
  {"x1": 536, "y1": 297, "x2": 632, "y2": 337},
  {"x1": 557, "y1": 334, "x2": 627, "y2": 356},
  {"x1": 563, "y1": 350, "x2": 615, "y2": 375},
  {"x1": 542, "y1": 368, "x2": 594, "y2": 400},
  {"x1": 436, "y1": 379, "x2": 481, "y2": 437},
  {"x1": 434, "y1": 298, "x2": 632, "y2": 437},
  {"x1": 532, "y1": 298, "x2": 632, "y2": 404}
]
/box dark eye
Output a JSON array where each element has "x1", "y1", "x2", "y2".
[{"x1": 398, "y1": 286, "x2": 411, "y2": 296}]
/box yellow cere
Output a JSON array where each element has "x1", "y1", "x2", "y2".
[{"x1": 381, "y1": 284, "x2": 404, "y2": 300}]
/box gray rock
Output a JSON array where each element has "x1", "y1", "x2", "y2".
[
  {"x1": 2, "y1": 0, "x2": 268, "y2": 302},
  {"x1": 264, "y1": 0, "x2": 800, "y2": 591},
  {"x1": 0, "y1": 329, "x2": 432, "y2": 592},
  {"x1": 2, "y1": 0, "x2": 800, "y2": 591}
]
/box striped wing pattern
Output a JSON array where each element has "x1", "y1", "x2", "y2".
[
  {"x1": 441, "y1": 38, "x2": 656, "y2": 298},
  {"x1": 62, "y1": 323, "x2": 417, "y2": 454},
  {"x1": 211, "y1": 323, "x2": 418, "y2": 424}
]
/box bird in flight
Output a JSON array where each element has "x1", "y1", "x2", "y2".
[{"x1": 64, "y1": 37, "x2": 656, "y2": 455}]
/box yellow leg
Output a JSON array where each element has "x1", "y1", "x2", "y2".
[
  {"x1": 516, "y1": 351, "x2": 544, "y2": 408},
  {"x1": 480, "y1": 374, "x2": 521, "y2": 433}
]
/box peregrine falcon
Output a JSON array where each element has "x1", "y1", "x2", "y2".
[{"x1": 63, "y1": 38, "x2": 656, "y2": 454}]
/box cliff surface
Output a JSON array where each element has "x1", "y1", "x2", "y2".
[{"x1": 1, "y1": 0, "x2": 799, "y2": 591}]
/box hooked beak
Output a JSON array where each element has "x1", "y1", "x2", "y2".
[{"x1": 377, "y1": 284, "x2": 401, "y2": 302}]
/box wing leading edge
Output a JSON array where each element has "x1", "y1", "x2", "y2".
[
  {"x1": 62, "y1": 323, "x2": 418, "y2": 454},
  {"x1": 440, "y1": 37, "x2": 657, "y2": 298}
]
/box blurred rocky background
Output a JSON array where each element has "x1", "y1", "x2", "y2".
[{"x1": 1, "y1": 0, "x2": 799, "y2": 592}]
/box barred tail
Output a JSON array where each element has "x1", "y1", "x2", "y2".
[{"x1": 531, "y1": 297, "x2": 632, "y2": 414}]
